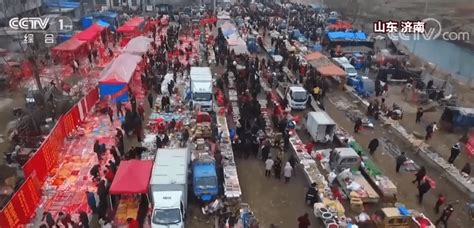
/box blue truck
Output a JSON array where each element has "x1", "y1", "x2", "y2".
[{"x1": 192, "y1": 154, "x2": 218, "y2": 202}]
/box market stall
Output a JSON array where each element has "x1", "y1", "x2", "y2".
[
  {"x1": 75, "y1": 23, "x2": 107, "y2": 43},
  {"x1": 227, "y1": 34, "x2": 249, "y2": 55},
  {"x1": 123, "y1": 36, "x2": 153, "y2": 56},
  {"x1": 98, "y1": 53, "x2": 142, "y2": 102},
  {"x1": 305, "y1": 52, "x2": 347, "y2": 78},
  {"x1": 117, "y1": 17, "x2": 146, "y2": 46},
  {"x1": 349, "y1": 141, "x2": 398, "y2": 199},
  {"x1": 216, "y1": 113, "x2": 242, "y2": 199},
  {"x1": 110, "y1": 160, "x2": 153, "y2": 225},
  {"x1": 51, "y1": 37, "x2": 88, "y2": 64}
]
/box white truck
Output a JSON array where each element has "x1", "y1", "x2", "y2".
[
  {"x1": 285, "y1": 86, "x2": 309, "y2": 110},
  {"x1": 305, "y1": 111, "x2": 336, "y2": 143},
  {"x1": 332, "y1": 57, "x2": 358, "y2": 77},
  {"x1": 190, "y1": 67, "x2": 213, "y2": 112},
  {"x1": 150, "y1": 148, "x2": 190, "y2": 228}
]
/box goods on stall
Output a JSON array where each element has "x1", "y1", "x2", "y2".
[
  {"x1": 337, "y1": 169, "x2": 380, "y2": 203},
  {"x1": 216, "y1": 112, "x2": 242, "y2": 199},
  {"x1": 115, "y1": 196, "x2": 139, "y2": 224},
  {"x1": 193, "y1": 122, "x2": 211, "y2": 138}
]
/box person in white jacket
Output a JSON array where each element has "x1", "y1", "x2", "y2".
[
  {"x1": 265, "y1": 157, "x2": 274, "y2": 177},
  {"x1": 284, "y1": 162, "x2": 293, "y2": 183}
]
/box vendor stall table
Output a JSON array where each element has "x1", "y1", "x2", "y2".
[{"x1": 39, "y1": 114, "x2": 116, "y2": 217}]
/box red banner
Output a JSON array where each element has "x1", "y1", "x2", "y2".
[
  {"x1": 63, "y1": 105, "x2": 80, "y2": 135},
  {"x1": 0, "y1": 174, "x2": 41, "y2": 228},
  {"x1": 85, "y1": 87, "x2": 99, "y2": 111},
  {"x1": 22, "y1": 147, "x2": 48, "y2": 183},
  {"x1": 466, "y1": 132, "x2": 474, "y2": 157},
  {"x1": 79, "y1": 98, "x2": 87, "y2": 121},
  {"x1": 7, "y1": 87, "x2": 100, "y2": 227},
  {"x1": 23, "y1": 115, "x2": 65, "y2": 184}
]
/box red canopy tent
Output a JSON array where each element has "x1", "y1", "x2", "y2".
[
  {"x1": 109, "y1": 160, "x2": 153, "y2": 194},
  {"x1": 117, "y1": 17, "x2": 146, "y2": 46},
  {"x1": 200, "y1": 16, "x2": 217, "y2": 26},
  {"x1": 327, "y1": 21, "x2": 353, "y2": 31},
  {"x1": 117, "y1": 16, "x2": 145, "y2": 33},
  {"x1": 52, "y1": 38, "x2": 87, "y2": 63},
  {"x1": 76, "y1": 24, "x2": 106, "y2": 42}
]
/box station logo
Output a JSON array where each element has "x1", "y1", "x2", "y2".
[{"x1": 373, "y1": 18, "x2": 470, "y2": 41}]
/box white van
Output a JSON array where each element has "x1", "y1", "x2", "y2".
[
  {"x1": 305, "y1": 111, "x2": 336, "y2": 143},
  {"x1": 286, "y1": 86, "x2": 308, "y2": 110},
  {"x1": 150, "y1": 148, "x2": 189, "y2": 228},
  {"x1": 190, "y1": 67, "x2": 213, "y2": 112},
  {"x1": 332, "y1": 57, "x2": 357, "y2": 77}
]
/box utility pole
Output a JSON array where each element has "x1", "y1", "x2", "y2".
[
  {"x1": 58, "y1": 0, "x2": 62, "y2": 14},
  {"x1": 213, "y1": 0, "x2": 216, "y2": 14}
]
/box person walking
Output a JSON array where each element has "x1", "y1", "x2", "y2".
[
  {"x1": 107, "y1": 106, "x2": 114, "y2": 124},
  {"x1": 93, "y1": 140, "x2": 102, "y2": 161},
  {"x1": 130, "y1": 95, "x2": 137, "y2": 112},
  {"x1": 412, "y1": 166, "x2": 426, "y2": 187},
  {"x1": 435, "y1": 204, "x2": 454, "y2": 227},
  {"x1": 297, "y1": 213, "x2": 311, "y2": 228},
  {"x1": 274, "y1": 157, "x2": 282, "y2": 179},
  {"x1": 110, "y1": 146, "x2": 121, "y2": 164},
  {"x1": 284, "y1": 162, "x2": 293, "y2": 183},
  {"x1": 288, "y1": 154, "x2": 297, "y2": 175},
  {"x1": 138, "y1": 103, "x2": 145, "y2": 120},
  {"x1": 448, "y1": 143, "x2": 461, "y2": 164},
  {"x1": 85, "y1": 191, "x2": 98, "y2": 214},
  {"x1": 261, "y1": 141, "x2": 271, "y2": 162},
  {"x1": 354, "y1": 118, "x2": 362, "y2": 133},
  {"x1": 415, "y1": 107, "x2": 424, "y2": 123},
  {"x1": 265, "y1": 157, "x2": 274, "y2": 177},
  {"x1": 434, "y1": 193, "x2": 446, "y2": 214},
  {"x1": 368, "y1": 138, "x2": 379, "y2": 155},
  {"x1": 395, "y1": 152, "x2": 407, "y2": 173},
  {"x1": 417, "y1": 180, "x2": 432, "y2": 204},
  {"x1": 425, "y1": 121, "x2": 437, "y2": 141},
  {"x1": 116, "y1": 101, "x2": 123, "y2": 117},
  {"x1": 147, "y1": 92, "x2": 154, "y2": 109}
]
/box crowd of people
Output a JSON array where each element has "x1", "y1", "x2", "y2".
[{"x1": 27, "y1": 0, "x2": 473, "y2": 227}]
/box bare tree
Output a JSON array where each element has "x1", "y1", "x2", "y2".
[{"x1": 0, "y1": 0, "x2": 15, "y2": 20}]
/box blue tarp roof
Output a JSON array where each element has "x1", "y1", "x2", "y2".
[
  {"x1": 99, "y1": 11, "x2": 118, "y2": 19},
  {"x1": 45, "y1": 0, "x2": 80, "y2": 8},
  {"x1": 327, "y1": 32, "x2": 367, "y2": 41},
  {"x1": 96, "y1": 20, "x2": 110, "y2": 27}
]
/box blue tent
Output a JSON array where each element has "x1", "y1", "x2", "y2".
[
  {"x1": 96, "y1": 20, "x2": 110, "y2": 28},
  {"x1": 327, "y1": 32, "x2": 367, "y2": 41},
  {"x1": 81, "y1": 16, "x2": 93, "y2": 29},
  {"x1": 99, "y1": 54, "x2": 142, "y2": 102},
  {"x1": 96, "y1": 11, "x2": 118, "y2": 30},
  {"x1": 45, "y1": 0, "x2": 80, "y2": 8}
]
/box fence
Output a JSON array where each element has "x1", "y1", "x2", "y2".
[{"x1": 0, "y1": 87, "x2": 99, "y2": 227}]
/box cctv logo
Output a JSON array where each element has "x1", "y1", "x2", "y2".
[{"x1": 9, "y1": 17, "x2": 50, "y2": 30}]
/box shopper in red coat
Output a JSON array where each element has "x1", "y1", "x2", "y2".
[{"x1": 305, "y1": 142, "x2": 314, "y2": 154}]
